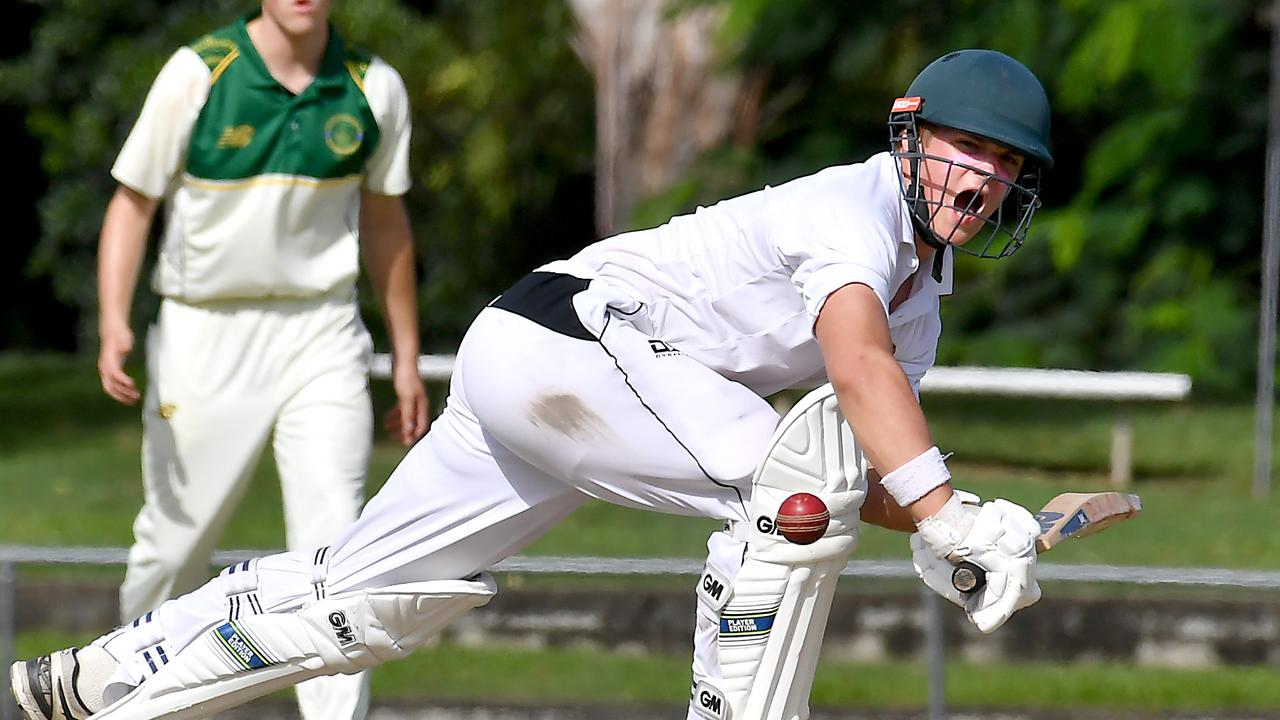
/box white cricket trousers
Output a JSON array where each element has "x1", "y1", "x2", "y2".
[
  {"x1": 121, "y1": 293, "x2": 374, "y2": 720},
  {"x1": 99, "y1": 272, "x2": 778, "y2": 717}
]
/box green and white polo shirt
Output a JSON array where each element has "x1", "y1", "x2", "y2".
[{"x1": 112, "y1": 13, "x2": 412, "y2": 303}]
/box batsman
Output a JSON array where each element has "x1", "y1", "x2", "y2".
[{"x1": 13, "y1": 48, "x2": 1052, "y2": 720}]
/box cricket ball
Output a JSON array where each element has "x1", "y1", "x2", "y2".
[{"x1": 775, "y1": 492, "x2": 830, "y2": 545}]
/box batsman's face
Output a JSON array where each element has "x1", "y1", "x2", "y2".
[
  {"x1": 261, "y1": 0, "x2": 332, "y2": 37},
  {"x1": 910, "y1": 127, "x2": 1025, "y2": 246}
]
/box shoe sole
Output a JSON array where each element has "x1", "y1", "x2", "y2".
[{"x1": 9, "y1": 660, "x2": 52, "y2": 720}]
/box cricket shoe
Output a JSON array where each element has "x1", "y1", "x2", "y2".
[{"x1": 10, "y1": 646, "x2": 114, "y2": 720}]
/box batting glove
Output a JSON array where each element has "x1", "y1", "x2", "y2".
[{"x1": 910, "y1": 496, "x2": 1042, "y2": 633}]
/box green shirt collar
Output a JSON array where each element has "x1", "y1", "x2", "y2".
[{"x1": 232, "y1": 11, "x2": 351, "y2": 96}]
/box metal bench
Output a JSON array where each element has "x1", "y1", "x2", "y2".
[{"x1": 918, "y1": 366, "x2": 1191, "y2": 487}]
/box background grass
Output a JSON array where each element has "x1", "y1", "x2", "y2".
[
  {"x1": 3, "y1": 352, "x2": 1280, "y2": 714},
  {"x1": 2, "y1": 352, "x2": 1274, "y2": 568}
]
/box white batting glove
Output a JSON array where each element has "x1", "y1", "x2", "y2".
[
  {"x1": 910, "y1": 496, "x2": 1042, "y2": 633},
  {"x1": 907, "y1": 490, "x2": 979, "y2": 611}
]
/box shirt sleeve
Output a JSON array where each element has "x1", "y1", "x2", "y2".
[
  {"x1": 361, "y1": 56, "x2": 412, "y2": 196},
  {"x1": 111, "y1": 48, "x2": 211, "y2": 199},
  {"x1": 773, "y1": 188, "x2": 903, "y2": 328}
]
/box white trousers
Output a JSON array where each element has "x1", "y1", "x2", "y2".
[
  {"x1": 122, "y1": 294, "x2": 374, "y2": 720},
  {"x1": 102, "y1": 275, "x2": 780, "y2": 716}
]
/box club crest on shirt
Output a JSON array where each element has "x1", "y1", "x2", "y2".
[{"x1": 324, "y1": 113, "x2": 364, "y2": 156}]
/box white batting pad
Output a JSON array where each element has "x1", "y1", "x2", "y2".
[
  {"x1": 750, "y1": 384, "x2": 867, "y2": 563},
  {"x1": 91, "y1": 575, "x2": 496, "y2": 720},
  {"x1": 697, "y1": 383, "x2": 867, "y2": 720}
]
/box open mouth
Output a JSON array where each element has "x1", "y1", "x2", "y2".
[
  {"x1": 950, "y1": 189, "x2": 988, "y2": 229},
  {"x1": 953, "y1": 189, "x2": 980, "y2": 216}
]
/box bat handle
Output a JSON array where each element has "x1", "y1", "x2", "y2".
[{"x1": 951, "y1": 561, "x2": 986, "y2": 593}]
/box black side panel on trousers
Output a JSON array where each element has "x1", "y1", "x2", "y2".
[{"x1": 489, "y1": 271, "x2": 595, "y2": 341}]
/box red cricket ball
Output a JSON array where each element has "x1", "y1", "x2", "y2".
[{"x1": 775, "y1": 492, "x2": 830, "y2": 545}]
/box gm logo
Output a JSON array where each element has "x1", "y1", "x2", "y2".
[
  {"x1": 755, "y1": 515, "x2": 780, "y2": 535},
  {"x1": 329, "y1": 610, "x2": 356, "y2": 646},
  {"x1": 701, "y1": 573, "x2": 725, "y2": 602},
  {"x1": 694, "y1": 681, "x2": 728, "y2": 720},
  {"x1": 697, "y1": 566, "x2": 731, "y2": 612}
]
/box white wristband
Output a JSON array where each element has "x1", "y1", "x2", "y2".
[{"x1": 879, "y1": 446, "x2": 951, "y2": 506}]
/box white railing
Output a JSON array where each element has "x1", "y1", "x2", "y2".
[
  {"x1": 920, "y1": 366, "x2": 1191, "y2": 487},
  {"x1": 370, "y1": 353, "x2": 456, "y2": 383},
  {"x1": 371, "y1": 354, "x2": 1192, "y2": 488}
]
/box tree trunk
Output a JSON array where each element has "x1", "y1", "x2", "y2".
[{"x1": 568, "y1": 0, "x2": 760, "y2": 237}]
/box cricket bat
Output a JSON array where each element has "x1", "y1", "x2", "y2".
[{"x1": 950, "y1": 491, "x2": 1143, "y2": 593}]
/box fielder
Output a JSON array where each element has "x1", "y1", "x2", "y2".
[
  {"x1": 91, "y1": 1, "x2": 428, "y2": 718},
  {"x1": 14, "y1": 48, "x2": 1051, "y2": 720}
]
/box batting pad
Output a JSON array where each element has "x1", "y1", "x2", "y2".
[
  {"x1": 91, "y1": 575, "x2": 496, "y2": 720},
  {"x1": 695, "y1": 383, "x2": 866, "y2": 720}
]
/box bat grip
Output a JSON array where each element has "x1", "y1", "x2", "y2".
[{"x1": 951, "y1": 561, "x2": 986, "y2": 593}]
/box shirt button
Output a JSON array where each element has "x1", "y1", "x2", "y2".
[{"x1": 291, "y1": 121, "x2": 300, "y2": 131}]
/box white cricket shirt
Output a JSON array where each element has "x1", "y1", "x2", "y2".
[{"x1": 556, "y1": 151, "x2": 951, "y2": 397}]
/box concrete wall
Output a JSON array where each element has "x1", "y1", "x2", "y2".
[{"x1": 21, "y1": 581, "x2": 1279, "y2": 668}]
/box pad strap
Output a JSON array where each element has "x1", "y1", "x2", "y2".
[
  {"x1": 219, "y1": 559, "x2": 263, "y2": 620},
  {"x1": 310, "y1": 546, "x2": 331, "y2": 601},
  {"x1": 109, "y1": 611, "x2": 168, "y2": 683}
]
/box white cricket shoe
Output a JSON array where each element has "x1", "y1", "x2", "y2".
[{"x1": 10, "y1": 647, "x2": 112, "y2": 720}]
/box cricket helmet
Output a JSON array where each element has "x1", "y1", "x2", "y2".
[{"x1": 888, "y1": 49, "x2": 1052, "y2": 275}]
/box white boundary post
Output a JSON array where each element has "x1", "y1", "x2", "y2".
[
  {"x1": 1111, "y1": 404, "x2": 1134, "y2": 489},
  {"x1": 1255, "y1": 0, "x2": 1280, "y2": 502}
]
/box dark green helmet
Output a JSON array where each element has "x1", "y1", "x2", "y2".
[
  {"x1": 907, "y1": 49, "x2": 1052, "y2": 169},
  {"x1": 889, "y1": 49, "x2": 1052, "y2": 275}
]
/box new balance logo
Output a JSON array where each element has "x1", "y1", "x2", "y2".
[
  {"x1": 648, "y1": 339, "x2": 680, "y2": 357},
  {"x1": 217, "y1": 124, "x2": 254, "y2": 148},
  {"x1": 328, "y1": 611, "x2": 356, "y2": 646}
]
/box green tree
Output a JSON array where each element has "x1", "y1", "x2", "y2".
[
  {"x1": 7, "y1": 0, "x2": 1274, "y2": 394},
  {"x1": 0, "y1": 0, "x2": 596, "y2": 353},
  {"x1": 648, "y1": 0, "x2": 1268, "y2": 394}
]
